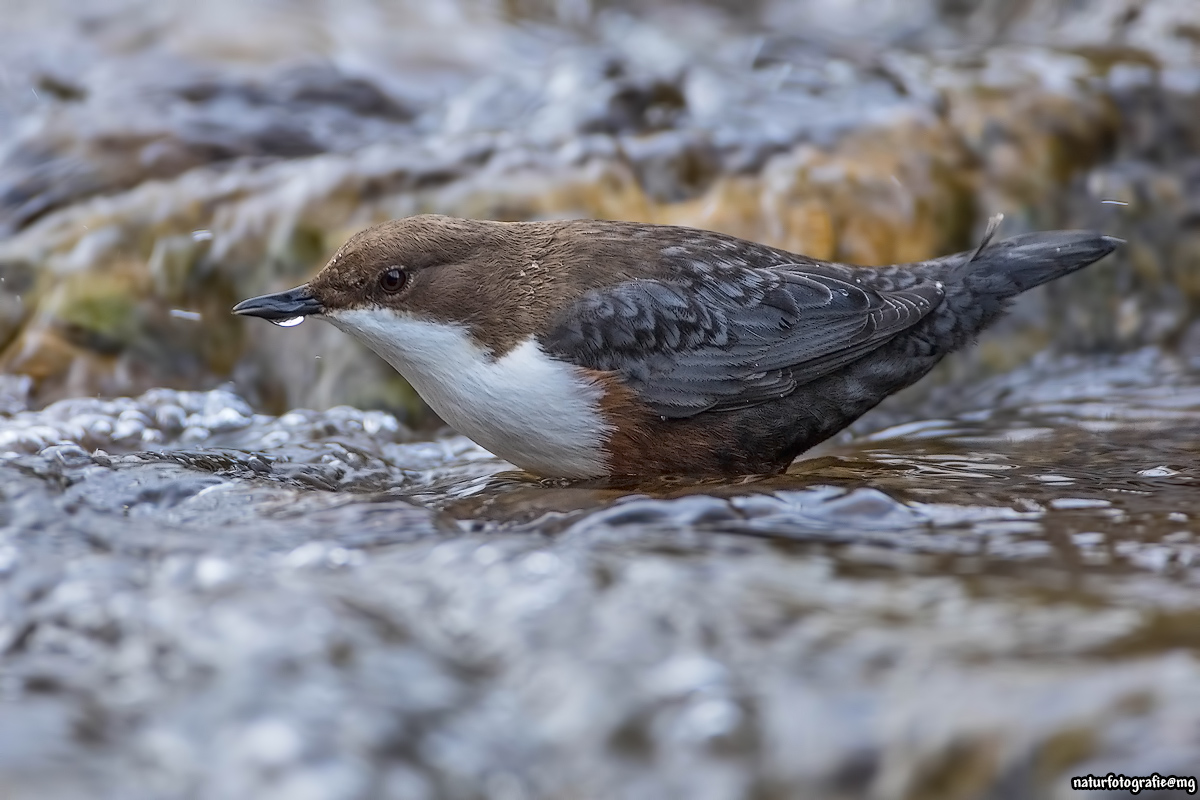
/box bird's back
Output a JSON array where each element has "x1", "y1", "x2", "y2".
[{"x1": 540, "y1": 226, "x2": 1119, "y2": 475}]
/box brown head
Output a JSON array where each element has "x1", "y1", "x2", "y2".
[{"x1": 233, "y1": 214, "x2": 582, "y2": 354}]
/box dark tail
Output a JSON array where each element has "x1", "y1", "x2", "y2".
[
  {"x1": 953, "y1": 230, "x2": 1121, "y2": 299},
  {"x1": 912, "y1": 229, "x2": 1122, "y2": 352}
]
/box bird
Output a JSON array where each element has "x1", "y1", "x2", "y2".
[{"x1": 233, "y1": 214, "x2": 1119, "y2": 479}]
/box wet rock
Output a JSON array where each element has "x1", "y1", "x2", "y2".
[{"x1": 0, "y1": 61, "x2": 417, "y2": 234}]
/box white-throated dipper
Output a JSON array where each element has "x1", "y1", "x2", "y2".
[{"x1": 233, "y1": 215, "x2": 1119, "y2": 478}]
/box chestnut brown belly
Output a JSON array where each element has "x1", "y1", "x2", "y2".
[{"x1": 594, "y1": 349, "x2": 944, "y2": 477}]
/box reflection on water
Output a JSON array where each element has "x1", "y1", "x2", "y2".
[{"x1": 0, "y1": 350, "x2": 1198, "y2": 798}]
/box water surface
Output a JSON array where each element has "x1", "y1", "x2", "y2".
[{"x1": 1, "y1": 350, "x2": 1198, "y2": 798}]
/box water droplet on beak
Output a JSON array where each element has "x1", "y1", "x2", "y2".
[{"x1": 272, "y1": 317, "x2": 305, "y2": 328}]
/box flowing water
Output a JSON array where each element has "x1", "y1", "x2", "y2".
[{"x1": 2, "y1": 348, "x2": 1199, "y2": 798}]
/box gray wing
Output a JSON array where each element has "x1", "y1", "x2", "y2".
[{"x1": 543, "y1": 261, "x2": 944, "y2": 418}]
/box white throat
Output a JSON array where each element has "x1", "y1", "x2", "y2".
[{"x1": 326, "y1": 308, "x2": 612, "y2": 478}]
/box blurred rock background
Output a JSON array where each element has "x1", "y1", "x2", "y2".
[
  {"x1": 4, "y1": 4, "x2": 1200, "y2": 800},
  {"x1": 1, "y1": 0, "x2": 1197, "y2": 423}
]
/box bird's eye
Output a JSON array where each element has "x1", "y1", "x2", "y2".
[{"x1": 379, "y1": 267, "x2": 406, "y2": 294}]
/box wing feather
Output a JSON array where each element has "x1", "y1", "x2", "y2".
[{"x1": 545, "y1": 259, "x2": 944, "y2": 418}]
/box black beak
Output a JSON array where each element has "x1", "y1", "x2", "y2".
[{"x1": 232, "y1": 286, "x2": 324, "y2": 321}]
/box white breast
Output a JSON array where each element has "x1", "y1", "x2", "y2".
[{"x1": 327, "y1": 308, "x2": 612, "y2": 478}]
